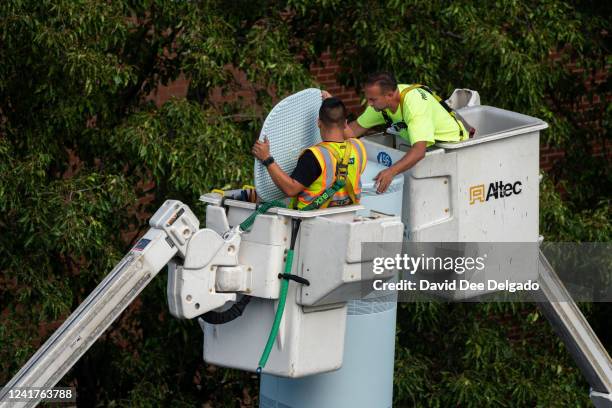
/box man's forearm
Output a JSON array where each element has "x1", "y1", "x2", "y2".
[
  {"x1": 347, "y1": 121, "x2": 368, "y2": 139},
  {"x1": 390, "y1": 143, "x2": 426, "y2": 175},
  {"x1": 343, "y1": 127, "x2": 356, "y2": 139},
  {"x1": 267, "y1": 162, "x2": 304, "y2": 196}
]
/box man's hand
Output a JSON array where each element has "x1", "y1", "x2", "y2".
[
  {"x1": 373, "y1": 167, "x2": 398, "y2": 194},
  {"x1": 252, "y1": 136, "x2": 271, "y2": 161},
  {"x1": 252, "y1": 136, "x2": 305, "y2": 196},
  {"x1": 373, "y1": 141, "x2": 427, "y2": 192},
  {"x1": 321, "y1": 90, "x2": 332, "y2": 99}
]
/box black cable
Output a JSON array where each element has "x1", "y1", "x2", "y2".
[{"x1": 200, "y1": 295, "x2": 252, "y2": 325}]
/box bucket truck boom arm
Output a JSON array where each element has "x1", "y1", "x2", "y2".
[{"x1": 0, "y1": 200, "x2": 236, "y2": 408}]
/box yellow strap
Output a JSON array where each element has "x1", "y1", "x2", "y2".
[
  {"x1": 398, "y1": 84, "x2": 462, "y2": 137},
  {"x1": 344, "y1": 178, "x2": 357, "y2": 204},
  {"x1": 319, "y1": 141, "x2": 352, "y2": 178},
  {"x1": 398, "y1": 84, "x2": 422, "y2": 119},
  {"x1": 320, "y1": 141, "x2": 358, "y2": 205},
  {"x1": 340, "y1": 140, "x2": 352, "y2": 176},
  {"x1": 211, "y1": 189, "x2": 225, "y2": 196},
  {"x1": 338, "y1": 141, "x2": 358, "y2": 204}
]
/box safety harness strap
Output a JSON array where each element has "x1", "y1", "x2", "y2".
[
  {"x1": 301, "y1": 141, "x2": 356, "y2": 211},
  {"x1": 327, "y1": 140, "x2": 358, "y2": 206},
  {"x1": 381, "y1": 84, "x2": 421, "y2": 128},
  {"x1": 383, "y1": 84, "x2": 476, "y2": 138}
]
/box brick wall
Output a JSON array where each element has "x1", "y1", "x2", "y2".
[
  {"x1": 540, "y1": 146, "x2": 566, "y2": 171},
  {"x1": 151, "y1": 52, "x2": 608, "y2": 172},
  {"x1": 310, "y1": 52, "x2": 363, "y2": 116},
  {"x1": 148, "y1": 73, "x2": 189, "y2": 106}
]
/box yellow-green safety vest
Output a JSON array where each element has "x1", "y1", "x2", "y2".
[{"x1": 293, "y1": 139, "x2": 367, "y2": 210}]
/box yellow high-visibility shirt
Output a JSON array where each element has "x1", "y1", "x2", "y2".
[{"x1": 356, "y1": 84, "x2": 468, "y2": 147}]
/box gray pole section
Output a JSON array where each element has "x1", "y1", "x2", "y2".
[{"x1": 260, "y1": 298, "x2": 396, "y2": 408}]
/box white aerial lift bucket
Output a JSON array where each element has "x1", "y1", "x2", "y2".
[
  {"x1": 362, "y1": 105, "x2": 548, "y2": 301},
  {"x1": 197, "y1": 193, "x2": 403, "y2": 378},
  {"x1": 365, "y1": 105, "x2": 546, "y2": 243}
]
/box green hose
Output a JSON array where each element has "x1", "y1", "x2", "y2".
[
  {"x1": 252, "y1": 177, "x2": 342, "y2": 372},
  {"x1": 236, "y1": 200, "x2": 307, "y2": 374},
  {"x1": 230, "y1": 198, "x2": 292, "y2": 373},
  {"x1": 256, "y1": 218, "x2": 301, "y2": 374},
  {"x1": 257, "y1": 249, "x2": 293, "y2": 373}
]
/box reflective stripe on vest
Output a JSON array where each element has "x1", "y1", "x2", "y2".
[{"x1": 295, "y1": 139, "x2": 366, "y2": 209}]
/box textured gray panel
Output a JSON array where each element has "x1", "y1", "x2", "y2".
[
  {"x1": 347, "y1": 294, "x2": 397, "y2": 316},
  {"x1": 254, "y1": 88, "x2": 322, "y2": 202}
]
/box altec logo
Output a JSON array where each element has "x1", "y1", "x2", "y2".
[{"x1": 469, "y1": 180, "x2": 522, "y2": 205}]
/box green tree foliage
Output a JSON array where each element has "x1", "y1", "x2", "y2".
[
  {"x1": 1, "y1": 1, "x2": 313, "y2": 406},
  {"x1": 289, "y1": 0, "x2": 610, "y2": 226},
  {"x1": 0, "y1": 0, "x2": 609, "y2": 407}
]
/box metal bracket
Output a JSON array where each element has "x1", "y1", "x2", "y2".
[{"x1": 168, "y1": 227, "x2": 249, "y2": 319}]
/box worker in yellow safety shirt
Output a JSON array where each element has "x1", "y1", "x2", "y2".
[
  {"x1": 252, "y1": 97, "x2": 367, "y2": 210},
  {"x1": 323, "y1": 72, "x2": 470, "y2": 194}
]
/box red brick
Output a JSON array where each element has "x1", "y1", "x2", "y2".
[
  {"x1": 343, "y1": 98, "x2": 361, "y2": 105},
  {"x1": 318, "y1": 74, "x2": 336, "y2": 81},
  {"x1": 318, "y1": 67, "x2": 338, "y2": 75}
]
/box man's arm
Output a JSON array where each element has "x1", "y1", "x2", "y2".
[
  {"x1": 265, "y1": 162, "x2": 306, "y2": 196},
  {"x1": 373, "y1": 141, "x2": 426, "y2": 193},
  {"x1": 252, "y1": 138, "x2": 305, "y2": 197},
  {"x1": 346, "y1": 121, "x2": 368, "y2": 139},
  {"x1": 371, "y1": 90, "x2": 435, "y2": 193}
]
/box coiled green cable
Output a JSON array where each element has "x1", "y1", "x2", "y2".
[
  {"x1": 257, "y1": 218, "x2": 301, "y2": 374},
  {"x1": 257, "y1": 250, "x2": 293, "y2": 373},
  {"x1": 234, "y1": 200, "x2": 305, "y2": 374}
]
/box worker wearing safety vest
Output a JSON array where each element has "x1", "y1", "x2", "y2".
[
  {"x1": 252, "y1": 97, "x2": 367, "y2": 210},
  {"x1": 323, "y1": 72, "x2": 470, "y2": 194}
]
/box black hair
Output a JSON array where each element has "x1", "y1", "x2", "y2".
[
  {"x1": 364, "y1": 71, "x2": 397, "y2": 93},
  {"x1": 319, "y1": 97, "x2": 347, "y2": 127}
]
